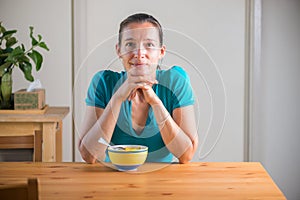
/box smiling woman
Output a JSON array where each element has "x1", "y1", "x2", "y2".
[{"x1": 78, "y1": 13, "x2": 198, "y2": 164}]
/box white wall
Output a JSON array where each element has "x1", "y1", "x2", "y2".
[
  {"x1": 73, "y1": 0, "x2": 245, "y2": 162},
  {"x1": 251, "y1": 0, "x2": 300, "y2": 199},
  {"x1": 0, "y1": 0, "x2": 73, "y2": 161}
]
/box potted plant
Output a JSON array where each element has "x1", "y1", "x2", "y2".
[{"x1": 0, "y1": 22, "x2": 49, "y2": 109}]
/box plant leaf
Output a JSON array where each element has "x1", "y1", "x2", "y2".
[
  {"x1": 29, "y1": 26, "x2": 38, "y2": 46},
  {"x1": 0, "y1": 62, "x2": 12, "y2": 77},
  {"x1": 0, "y1": 52, "x2": 9, "y2": 58},
  {"x1": 0, "y1": 25, "x2": 6, "y2": 34},
  {"x1": 6, "y1": 37, "x2": 17, "y2": 48},
  {"x1": 38, "y1": 42, "x2": 49, "y2": 51},
  {"x1": 5, "y1": 46, "x2": 24, "y2": 63},
  {"x1": 38, "y1": 34, "x2": 42, "y2": 41},
  {"x1": 3, "y1": 47, "x2": 13, "y2": 54},
  {"x1": 21, "y1": 44, "x2": 25, "y2": 51},
  {"x1": 18, "y1": 55, "x2": 30, "y2": 63},
  {"x1": 28, "y1": 50, "x2": 43, "y2": 71},
  {"x1": 2, "y1": 30, "x2": 17, "y2": 39},
  {"x1": 19, "y1": 62, "x2": 34, "y2": 82}
]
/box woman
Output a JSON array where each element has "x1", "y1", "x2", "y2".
[{"x1": 79, "y1": 13, "x2": 198, "y2": 164}]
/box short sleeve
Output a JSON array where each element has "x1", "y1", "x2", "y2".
[
  {"x1": 85, "y1": 71, "x2": 106, "y2": 108},
  {"x1": 170, "y1": 66, "x2": 195, "y2": 109},
  {"x1": 85, "y1": 70, "x2": 121, "y2": 108}
]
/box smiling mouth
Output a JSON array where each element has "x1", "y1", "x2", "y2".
[{"x1": 131, "y1": 63, "x2": 148, "y2": 67}]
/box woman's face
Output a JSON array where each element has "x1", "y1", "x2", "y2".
[{"x1": 116, "y1": 22, "x2": 166, "y2": 73}]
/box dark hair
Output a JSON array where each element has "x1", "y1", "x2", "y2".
[{"x1": 118, "y1": 13, "x2": 163, "y2": 46}]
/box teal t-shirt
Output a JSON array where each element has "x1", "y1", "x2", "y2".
[{"x1": 86, "y1": 66, "x2": 194, "y2": 162}]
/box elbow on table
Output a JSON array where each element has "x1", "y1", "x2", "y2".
[
  {"x1": 79, "y1": 143, "x2": 97, "y2": 164},
  {"x1": 178, "y1": 147, "x2": 195, "y2": 164},
  {"x1": 178, "y1": 140, "x2": 198, "y2": 164},
  {"x1": 82, "y1": 154, "x2": 97, "y2": 164},
  {"x1": 178, "y1": 153, "x2": 193, "y2": 164}
]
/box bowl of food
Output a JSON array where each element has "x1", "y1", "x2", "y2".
[{"x1": 107, "y1": 145, "x2": 148, "y2": 171}]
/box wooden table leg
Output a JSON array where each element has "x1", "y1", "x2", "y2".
[
  {"x1": 56, "y1": 121, "x2": 62, "y2": 162},
  {"x1": 34, "y1": 131, "x2": 42, "y2": 162},
  {"x1": 42, "y1": 122, "x2": 57, "y2": 162}
]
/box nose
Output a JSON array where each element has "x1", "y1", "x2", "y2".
[{"x1": 133, "y1": 45, "x2": 146, "y2": 59}]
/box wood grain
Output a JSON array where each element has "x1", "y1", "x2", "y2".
[
  {"x1": 0, "y1": 107, "x2": 69, "y2": 122},
  {"x1": 0, "y1": 107, "x2": 69, "y2": 162},
  {"x1": 0, "y1": 162, "x2": 286, "y2": 200}
]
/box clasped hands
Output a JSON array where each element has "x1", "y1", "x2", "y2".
[{"x1": 116, "y1": 67, "x2": 160, "y2": 105}]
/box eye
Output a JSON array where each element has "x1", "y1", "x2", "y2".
[
  {"x1": 146, "y1": 42, "x2": 155, "y2": 48},
  {"x1": 125, "y1": 42, "x2": 135, "y2": 48}
]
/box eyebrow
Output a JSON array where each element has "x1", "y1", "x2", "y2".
[
  {"x1": 124, "y1": 38, "x2": 135, "y2": 41},
  {"x1": 145, "y1": 38, "x2": 158, "y2": 42}
]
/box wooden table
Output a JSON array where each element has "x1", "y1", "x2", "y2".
[
  {"x1": 0, "y1": 107, "x2": 69, "y2": 162},
  {"x1": 0, "y1": 162, "x2": 286, "y2": 199}
]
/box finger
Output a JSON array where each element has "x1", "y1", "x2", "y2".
[
  {"x1": 127, "y1": 78, "x2": 156, "y2": 89},
  {"x1": 127, "y1": 83, "x2": 147, "y2": 101},
  {"x1": 144, "y1": 79, "x2": 158, "y2": 84},
  {"x1": 128, "y1": 89, "x2": 137, "y2": 101},
  {"x1": 140, "y1": 84, "x2": 152, "y2": 90}
]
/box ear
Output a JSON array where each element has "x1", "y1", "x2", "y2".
[
  {"x1": 159, "y1": 45, "x2": 166, "y2": 59},
  {"x1": 116, "y1": 43, "x2": 121, "y2": 58}
]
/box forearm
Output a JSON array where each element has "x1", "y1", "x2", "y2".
[
  {"x1": 80, "y1": 96, "x2": 123, "y2": 163},
  {"x1": 151, "y1": 101, "x2": 197, "y2": 163}
]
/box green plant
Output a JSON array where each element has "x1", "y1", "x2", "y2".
[{"x1": 0, "y1": 22, "x2": 49, "y2": 109}]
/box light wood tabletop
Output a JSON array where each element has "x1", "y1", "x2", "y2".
[{"x1": 0, "y1": 162, "x2": 285, "y2": 199}]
